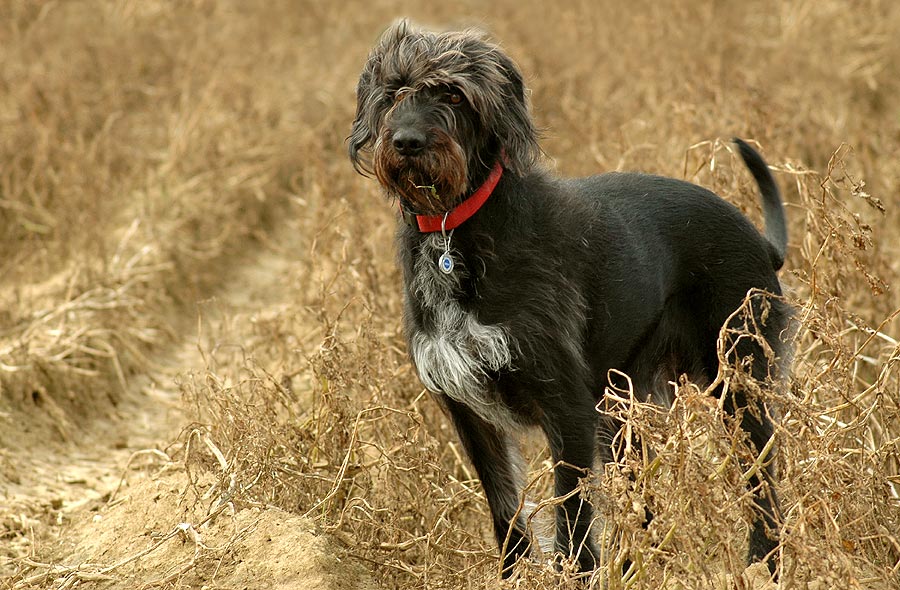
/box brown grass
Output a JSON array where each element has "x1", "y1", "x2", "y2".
[{"x1": 2, "y1": 1, "x2": 900, "y2": 588}]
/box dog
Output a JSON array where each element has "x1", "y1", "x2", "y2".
[{"x1": 349, "y1": 20, "x2": 790, "y2": 578}]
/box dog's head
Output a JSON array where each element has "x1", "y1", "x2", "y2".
[{"x1": 348, "y1": 20, "x2": 539, "y2": 215}]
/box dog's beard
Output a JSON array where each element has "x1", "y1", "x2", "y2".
[{"x1": 373, "y1": 129, "x2": 469, "y2": 215}]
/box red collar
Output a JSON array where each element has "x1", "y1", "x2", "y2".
[{"x1": 403, "y1": 161, "x2": 504, "y2": 232}]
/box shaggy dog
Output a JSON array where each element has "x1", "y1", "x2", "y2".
[{"x1": 349, "y1": 20, "x2": 790, "y2": 578}]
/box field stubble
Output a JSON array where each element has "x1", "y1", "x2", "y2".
[{"x1": 2, "y1": 1, "x2": 899, "y2": 588}]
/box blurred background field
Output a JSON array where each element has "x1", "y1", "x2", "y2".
[{"x1": 1, "y1": 1, "x2": 899, "y2": 588}]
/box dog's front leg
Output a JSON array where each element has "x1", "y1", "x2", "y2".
[
  {"x1": 440, "y1": 395, "x2": 531, "y2": 577},
  {"x1": 540, "y1": 397, "x2": 600, "y2": 573}
]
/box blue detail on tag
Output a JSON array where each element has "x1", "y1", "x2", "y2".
[{"x1": 439, "y1": 252, "x2": 454, "y2": 274}]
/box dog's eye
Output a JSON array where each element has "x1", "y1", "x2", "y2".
[
  {"x1": 385, "y1": 87, "x2": 405, "y2": 104},
  {"x1": 447, "y1": 91, "x2": 463, "y2": 105}
]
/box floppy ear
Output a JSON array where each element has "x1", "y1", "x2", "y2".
[
  {"x1": 347, "y1": 46, "x2": 383, "y2": 176},
  {"x1": 348, "y1": 60, "x2": 378, "y2": 175},
  {"x1": 348, "y1": 20, "x2": 415, "y2": 175},
  {"x1": 492, "y1": 51, "x2": 540, "y2": 175}
]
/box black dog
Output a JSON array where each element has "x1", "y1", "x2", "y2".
[{"x1": 349, "y1": 20, "x2": 790, "y2": 578}]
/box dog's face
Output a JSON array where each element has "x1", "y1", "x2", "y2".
[{"x1": 349, "y1": 20, "x2": 539, "y2": 214}]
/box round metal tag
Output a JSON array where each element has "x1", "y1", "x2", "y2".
[{"x1": 438, "y1": 252, "x2": 454, "y2": 274}]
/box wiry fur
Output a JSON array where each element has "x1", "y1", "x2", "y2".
[
  {"x1": 350, "y1": 19, "x2": 792, "y2": 580},
  {"x1": 374, "y1": 127, "x2": 470, "y2": 213},
  {"x1": 350, "y1": 20, "x2": 538, "y2": 214},
  {"x1": 409, "y1": 233, "x2": 519, "y2": 431}
]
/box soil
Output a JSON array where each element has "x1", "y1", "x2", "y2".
[{"x1": 1, "y1": 240, "x2": 376, "y2": 590}]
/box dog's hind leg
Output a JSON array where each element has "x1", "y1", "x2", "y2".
[
  {"x1": 722, "y1": 374, "x2": 782, "y2": 574},
  {"x1": 440, "y1": 396, "x2": 532, "y2": 576},
  {"x1": 717, "y1": 294, "x2": 791, "y2": 575},
  {"x1": 732, "y1": 396, "x2": 781, "y2": 571}
]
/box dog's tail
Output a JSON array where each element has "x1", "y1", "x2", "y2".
[{"x1": 733, "y1": 138, "x2": 788, "y2": 271}]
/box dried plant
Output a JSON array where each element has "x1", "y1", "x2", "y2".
[{"x1": 3, "y1": 1, "x2": 899, "y2": 588}]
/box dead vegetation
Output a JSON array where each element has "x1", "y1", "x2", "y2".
[{"x1": 2, "y1": 1, "x2": 899, "y2": 589}]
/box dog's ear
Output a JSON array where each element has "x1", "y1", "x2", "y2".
[
  {"x1": 348, "y1": 20, "x2": 414, "y2": 175},
  {"x1": 348, "y1": 44, "x2": 387, "y2": 175},
  {"x1": 443, "y1": 30, "x2": 539, "y2": 175},
  {"x1": 348, "y1": 59, "x2": 378, "y2": 175},
  {"x1": 491, "y1": 50, "x2": 540, "y2": 175}
]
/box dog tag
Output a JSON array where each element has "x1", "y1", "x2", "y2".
[{"x1": 438, "y1": 252, "x2": 454, "y2": 274}]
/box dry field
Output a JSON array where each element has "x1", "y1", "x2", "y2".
[{"x1": 2, "y1": 1, "x2": 899, "y2": 588}]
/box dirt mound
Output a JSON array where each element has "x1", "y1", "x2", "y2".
[{"x1": 48, "y1": 474, "x2": 373, "y2": 590}]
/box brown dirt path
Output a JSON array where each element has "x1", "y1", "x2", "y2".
[{"x1": 1, "y1": 237, "x2": 376, "y2": 590}]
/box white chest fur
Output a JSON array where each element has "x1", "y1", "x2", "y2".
[{"x1": 407, "y1": 233, "x2": 520, "y2": 431}]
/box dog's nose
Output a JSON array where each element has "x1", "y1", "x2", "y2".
[{"x1": 392, "y1": 128, "x2": 426, "y2": 156}]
